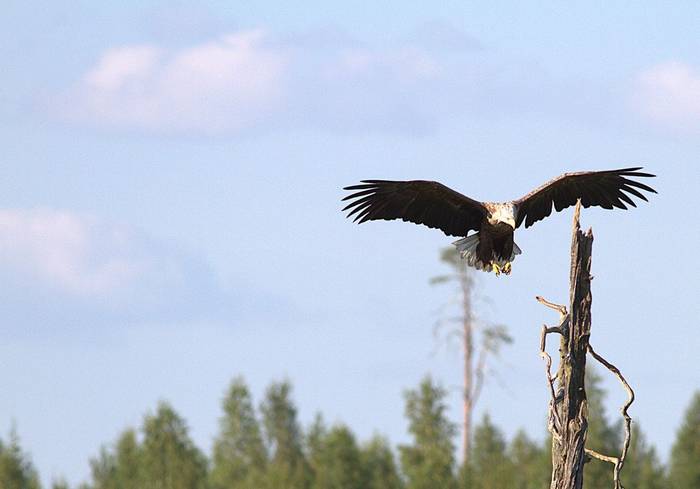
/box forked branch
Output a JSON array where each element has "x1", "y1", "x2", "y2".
[
  {"x1": 539, "y1": 322, "x2": 563, "y2": 439},
  {"x1": 536, "y1": 299, "x2": 636, "y2": 489},
  {"x1": 586, "y1": 343, "x2": 636, "y2": 489},
  {"x1": 536, "y1": 296, "x2": 570, "y2": 440}
]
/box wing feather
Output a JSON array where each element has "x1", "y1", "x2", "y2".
[
  {"x1": 514, "y1": 167, "x2": 656, "y2": 228},
  {"x1": 342, "y1": 180, "x2": 487, "y2": 237}
]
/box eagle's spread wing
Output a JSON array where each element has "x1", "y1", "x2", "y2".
[
  {"x1": 514, "y1": 167, "x2": 657, "y2": 228},
  {"x1": 342, "y1": 180, "x2": 487, "y2": 237}
]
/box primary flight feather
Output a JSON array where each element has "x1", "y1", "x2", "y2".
[{"x1": 342, "y1": 167, "x2": 656, "y2": 275}]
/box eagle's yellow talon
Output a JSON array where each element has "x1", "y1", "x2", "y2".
[
  {"x1": 503, "y1": 262, "x2": 512, "y2": 275},
  {"x1": 492, "y1": 262, "x2": 502, "y2": 276}
]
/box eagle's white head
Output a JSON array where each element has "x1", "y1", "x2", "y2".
[{"x1": 487, "y1": 202, "x2": 516, "y2": 228}]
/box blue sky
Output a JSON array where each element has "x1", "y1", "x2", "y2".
[{"x1": 2, "y1": 1, "x2": 699, "y2": 485}]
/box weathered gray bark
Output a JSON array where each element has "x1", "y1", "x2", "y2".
[{"x1": 549, "y1": 203, "x2": 594, "y2": 489}]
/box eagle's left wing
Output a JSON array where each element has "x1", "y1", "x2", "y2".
[
  {"x1": 514, "y1": 167, "x2": 657, "y2": 229},
  {"x1": 342, "y1": 180, "x2": 487, "y2": 237}
]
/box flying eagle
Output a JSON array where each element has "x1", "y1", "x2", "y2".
[{"x1": 342, "y1": 168, "x2": 656, "y2": 275}]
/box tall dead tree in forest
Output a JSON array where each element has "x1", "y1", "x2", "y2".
[
  {"x1": 538, "y1": 202, "x2": 635, "y2": 489},
  {"x1": 431, "y1": 248, "x2": 511, "y2": 463}
]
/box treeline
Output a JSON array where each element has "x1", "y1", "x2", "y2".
[{"x1": 3, "y1": 374, "x2": 700, "y2": 489}]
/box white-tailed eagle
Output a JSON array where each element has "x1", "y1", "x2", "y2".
[{"x1": 342, "y1": 168, "x2": 656, "y2": 275}]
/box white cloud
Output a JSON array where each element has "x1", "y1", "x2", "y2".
[
  {"x1": 64, "y1": 30, "x2": 288, "y2": 133},
  {"x1": 0, "y1": 209, "x2": 136, "y2": 296},
  {"x1": 85, "y1": 45, "x2": 162, "y2": 92},
  {"x1": 0, "y1": 209, "x2": 232, "y2": 332},
  {"x1": 58, "y1": 25, "x2": 601, "y2": 136},
  {"x1": 632, "y1": 61, "x2": 700, "y2": 133},
  {"x1": 57, "y1": 27, "x2": 482, "y2": 135}
]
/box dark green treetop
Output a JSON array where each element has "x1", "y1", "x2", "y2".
[{"x1": 399, "y1": 377, "x2": 457, "y2": 489}]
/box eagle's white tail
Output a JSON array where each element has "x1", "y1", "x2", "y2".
[{"x1": 452, "y1": 233, "x2": 522, "y2": 272}]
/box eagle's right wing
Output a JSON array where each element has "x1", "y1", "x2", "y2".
[
  {"x1": 514, "y1": 167, "x2": 657, "y2": 229},
  {"x1": 342, "y1": 180, "x2": 487, "y2": 237}
]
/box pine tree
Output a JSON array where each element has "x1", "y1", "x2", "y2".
[
  {"x1": 399, "y1": 377, "x2": 457, "y2": 489},
  {"x1": 140, "y1": 401, "x2": 208, "y2": 489},
  {"x1": 210, "y1": 377, "x2": 267, "y2": 489},
  {"x1": 583, "y1": 369, "x2": 620, "y2": 489},
  {"x1": 310, "y1": 425, "x2": 364, "y2": 489},
  {"x1": 0, "y1": 427, "x2": 42, "y2": 489},
  {"x1": 509, "y1": 430, "x2": 550, "y2": 489},
  {"x1": 113, "y1": 429, "x2": 141, "y2": 489},
  {"x1": 260, "y1": 381, "x2": 310, "y2": 489},
  {"x1": 51, "y1": 479, "x2": 70, "y2": 489},
  {"x1": 621, "y1": 423, "x2": 665, "y2": 489},
  {"x1": 360, "y1": 435, "x2": 403, "y2": 489},
  {"x1": 88, "y1": 446, "x2": 117, "y2": 489},
  {"x1": 88, "y1": 429, "x2": 140, "y2": 489},
  {"x1": 469, "y1": 414, "x2": 513, "y2": 489},
  {"x1": 668, "y1": 391, "x2": 700, "y2": 489},
  {"x1": 306, "y1": 413, "x2": 327, "y2": 479}
]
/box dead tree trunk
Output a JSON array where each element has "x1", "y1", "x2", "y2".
[
  {"x1": 461, "y1": 268, "x2": 473, "y2": 462},
  {"x1": 549, "y1": 203, "x2": 594, "y2": 489},
  {"x1": 538, "y1": 202, "x2": 635, "y2": 489}
]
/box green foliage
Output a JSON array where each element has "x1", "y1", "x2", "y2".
[
  {"x1": 399, "y1": 377, "x2": 457, "y2": 489},
  {"x1": 0, "y1": 427, "x2": 41, "y2": 489},
  {"x1": 210, "y1": 377, "x2": 267, "y2": 489},
  {"x1": 260, "y1": 381, "x2": 311, "y2": 489},
  {"x1": 468, "y1": 414, "x2": 513, "y2": 489},
  {"x1": 430, "y1": 247, "x2": 471, "y2": 290},
  {"x1": 140, "y1": 401, "x2": 208, "y2": 489},
  {"x1": 438, "y1": 247, "x2": 466, "y2": 271},
  {"x1": 360, "y1": 435, "x2": 403, "y2": 489},
  {"x1": 9, "y1": 374, "x2": 693, "y2": 489},
  {"x1": 51, "y1": 479, "x2": 70, "y2": 489},
  {"x1": 88, "y1": 446, "x2": 117, "y2": 489},
  {"x1": 87, "y1": 404, "x2": 207, "y2": 489},
  {"x1": 669, "y1": 391, "x2": 700, "y2": 489},
  {"x1": 508, "y1": 430, "x2": 550, "y2": 489},
  {"x1": 113, "y1": 429, "x2": 141, "y2": 489},
  {"x1": 306, "y1": 414, "x2": 327, "y2": 484},
  {"x1": 310, "y1": 425, "x2": 364, "y2": 489}
]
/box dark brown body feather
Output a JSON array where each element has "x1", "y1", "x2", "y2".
[{"x1": 477, "y1": 222, "x2": 515, "y2": 263}]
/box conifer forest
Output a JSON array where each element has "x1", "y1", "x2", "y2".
[{"x1": 3, "y1": 374, "x2": 700, "y2": 488}]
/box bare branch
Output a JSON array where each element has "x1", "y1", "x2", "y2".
[
  {"x1": 429, "y1": 328, "x2": 463, "y2": 357},
  {"x1": 539, "y1": 323, "x2": 564, "y2": 440},
  {"x1": 535, "y1": 296, "x2": 570, "y2": 442},
  {"x1": 536, "y1": 296, "x2": 568, "y2": 317},
  {"x1": 587, "y1": 342, "x2": 636, "y2": 489},
  {"x1": 584, "y1": 448, "x2": 619, "y2": 465}
]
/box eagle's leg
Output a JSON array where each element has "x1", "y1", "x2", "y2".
[
  {"x1": 491, "y1": 262, "x2": 502, "y2": 276},
  {"x1": 503, "y1": 262, "x2": 512, "y2": 275}
]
